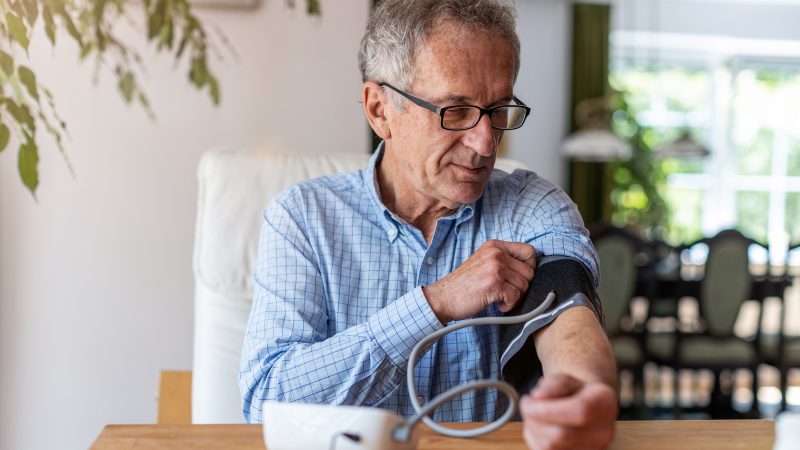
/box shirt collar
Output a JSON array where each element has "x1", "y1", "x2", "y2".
[
  {"x1": 364, "y1": 142, "x2": 478, "y2": 240},
  {"x1": 364, "y1": 143, "x2": 401, "y2": 241}
]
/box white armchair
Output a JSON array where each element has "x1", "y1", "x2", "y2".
[{"x1": 191, "y1": 148, "x2": 526, "y2": 423}]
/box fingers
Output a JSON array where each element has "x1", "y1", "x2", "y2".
[
  {"x1": 501, "y1": 252, "x2": 536, "y2": 282},
  {"x1": 521, "y1": 380, "x2": 617, "y2": 450},
  {"x1": 529, "y1": 373, "x2": 583, "y2": 400},
  {"x1": 480, "y1": 240, "x2": 535, "y2": 282},
  {"x1": 495, "y1": 240, "x2": 537, "y2": 268},
  {"x1": 425, "y1": 240, "x2": 537, "y2": 322},
  {"x1": 521, "y1": 382, "x2": 618, "y2": 427},
  {"x1": 496, "y1": 259, "x2": 531, "y2": 294},
  {"x1": 480, "y1": 240, "x2": 536, "y2": 312}
]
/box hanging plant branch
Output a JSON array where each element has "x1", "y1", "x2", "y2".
[{"x1": 0, "y1": 0, "x2": 321, "y2": 199}]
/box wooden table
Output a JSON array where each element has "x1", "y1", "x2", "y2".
[{"x1": 90, "y1": 420, "x2": 775, "y2": 449}]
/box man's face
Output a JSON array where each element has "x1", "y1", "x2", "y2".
[{"x1": 384, "y1": 22, "x2": 517, "y2": 210}]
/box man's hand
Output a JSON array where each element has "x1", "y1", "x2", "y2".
[
  {"x1": 422, "y1": 240, "x2": 536, "y2": 324},
  {"x1": 520, "y1": 373, "x2": 617, "y2": 450}
]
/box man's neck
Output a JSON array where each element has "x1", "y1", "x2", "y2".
[{"x1": 376, "y1": 150, "x2": 457, "y2": 244}]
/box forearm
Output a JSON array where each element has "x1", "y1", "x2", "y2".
[
  {"x1": 240, "y1": 287, "x2": 442, "y2": 422},
  {"x1": 241, "y1": 323, "x2": 403, "y2": 419},
  {"x1": 533, "y1": 306, "x2": 617, "y2": 389}
]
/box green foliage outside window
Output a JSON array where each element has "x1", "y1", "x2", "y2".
[
  {"x1": 609, "y1": 65, "x2": 712, "y2": 245},
  {"x1": 611, "y1": 60, "x2": 800, "y2": 246},
  {"x1": 607, "y1": 91, "x2": 670, "y2": 239}
]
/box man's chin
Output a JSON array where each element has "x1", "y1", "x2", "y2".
[{"x1": 446, "y1": 183, "x2": 488, "y2": 205}]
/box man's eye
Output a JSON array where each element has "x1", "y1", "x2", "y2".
[{"x1": 446, "y1": 107, "x2": 473, "y2": 121}]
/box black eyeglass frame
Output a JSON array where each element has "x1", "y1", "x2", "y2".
[{"x1": 379, "y1": 82, "x2": 531, "y2": 131}]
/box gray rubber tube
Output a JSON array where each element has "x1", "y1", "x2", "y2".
[{"x1": 393, "y1": 291, "x2": 556, "y2": 441}]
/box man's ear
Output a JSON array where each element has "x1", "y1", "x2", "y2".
[{"x1": 362, "y1": 82, "x2": 392, "y2": 140}]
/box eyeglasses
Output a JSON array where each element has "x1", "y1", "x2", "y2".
[{"x1": 379, "y1": 82, "x2": 531, "y2": 131}]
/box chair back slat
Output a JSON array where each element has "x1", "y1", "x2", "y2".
[
  {"x1": 593, "y1": 228, "x2": 638, "y2": 336},
  {"x1": 701, "y1": 231, "x2": 752, "y2": 336}
]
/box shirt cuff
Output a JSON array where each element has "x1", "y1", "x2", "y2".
[{"x1": 367, "y1": 286, "x2": 443, "y2": 367}]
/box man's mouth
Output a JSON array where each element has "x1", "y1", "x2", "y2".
[{"x1": 452, "y1": 163, "x2": 486, "y2": 176}]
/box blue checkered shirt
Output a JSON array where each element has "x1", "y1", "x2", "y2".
[{"x1": 240, "y1": 148, "x2": 599, "y2": 423}]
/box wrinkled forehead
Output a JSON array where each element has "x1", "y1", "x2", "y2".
[
  {"x1": 410, "y1": 23, "x2": 517, "y2": 98},
  {"x1": 411, "y1": 18, "x2": 519, "y2": 84}
]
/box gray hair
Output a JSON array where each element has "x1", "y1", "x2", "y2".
[{"x1": 358, "y1": 0, "x2": 520, "y2": 110}]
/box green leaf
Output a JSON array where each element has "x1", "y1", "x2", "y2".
[
  {"x1": 0, "y1": 50, "x2": 14, "y2": 77},
  {"x1": 5, "y1": 99, "x2": 36, "y2": 134},
  {"x1": 42, "y1": 5, "x2": 56, "y2": 45},
  {"x1": 119, "y1": 72, "x2": 134, "y2": 103},
  {"x1": 54, "y1": 4, "x2": 84, "y2": 50},
  {"x1": 80, "y1": 42, "x2": 93, "y2": 59},
  {"x1": 158, "y1": 19, "x2": 174, "y2": 50},
  {"x1": 37, "y1": 110, "x2": 72, "y2": 176},
  {"x1": 92, "y1": 0, "x2": 107, "y2": 24},
  {"x1": 307, "y1": 0, "x2": 321, "y2": 15},
  {"x1": 9, "y1": 0, "x2": 26, "y2": 19},
  {"x1": 147, "y1": 0, "x2": 165, "y2": 40},
  {"x1": 18, "y1": 139, "x2": 39, "y2": 197},
  {"x1": 0, "y1": 123, "x2": 9, "y2": 152},
  {"x1": 21, "y1": 0, "x2": 38, "y2": 27},
  {"x1": 5, "y1": 12, "x2": 30, "y2": 51},
  {"x1": 175, "y1": 34, "x2": 189, "y2": 59},
  {"x1": 189, "y1": 57, "x2": 207, "y2": 88},
  {"x1": 208, "y1": 75, "x2": 220, "y2": 105},
  {"x1": 18, "y1": 65, "x2": 39, "y2": 101}
]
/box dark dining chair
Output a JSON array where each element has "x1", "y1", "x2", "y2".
[
  {"x1": 672, "y1": 229, "x2": 765, "y2": 417},
  {"x1": 778, "y1": 241, "x2": 800, "y2": 411},
  {"x1": 590, "y1": 224, "x2": 647, "y2": 410}
]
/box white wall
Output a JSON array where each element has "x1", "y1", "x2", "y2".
[
  {"x1": 0, "y1": 2, "x2": 371, "y2": 449},
  {"x1": 0, "y1": 1, "x2": 570, "y2": 449},
  {"x1": 507, "y1": 0, "x2": 572, "y2": 187}
]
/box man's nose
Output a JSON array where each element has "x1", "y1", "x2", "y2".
[{"x1": 463, "y1": 113, "x2": 498, "y2": 157}]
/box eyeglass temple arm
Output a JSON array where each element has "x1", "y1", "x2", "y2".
[{"x1": 379, "y1": 82, "x2": 441, "y2": 114}]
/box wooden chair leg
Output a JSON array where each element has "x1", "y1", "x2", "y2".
[
  {"x1": 780, "y1": 366, "x2": 788, "y2": 412},
  {"x1": 673, "y1": 368, "x2": 683, "y2": 418},
  {"x1": 157, "y1": 370, "x2": 193, "y2": 424},
  {"x1": 750, "y1": 366, "x2": 761, "y2": 416}
]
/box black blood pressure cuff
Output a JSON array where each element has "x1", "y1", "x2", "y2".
[{"x1": 498, "y1": 256, "x2": 603, "y2": 397}]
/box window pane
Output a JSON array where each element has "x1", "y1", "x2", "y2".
[
  {"x1": 787, "y1": 193, "x2": 800, "y2": 245},
  {"x1": 734, "y1": 128, "x2": 773, "y2": 176},
  {"x1": 789, "y1": 139, "x2": 800, "y2": 176},
  {"x1": 731, "y1": 65, "x2": 800, "y2": 177},
  {"x1": 610, "y1": 65, "x2": 710, "y2": 154},
  {"x1": 663, "y1": 188, "x2": 703, "y2": 245},
  {"x1": 736, "y1": 191, "x2": 769, "y2": 243}
]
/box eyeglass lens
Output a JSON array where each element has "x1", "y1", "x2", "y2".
[{"x1": 442, "y1": 106, "x2": 527, "y2": 130}]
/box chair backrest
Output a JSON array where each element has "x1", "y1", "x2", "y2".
[
  {"x1": 191, "y1": 148, "x2": 527, "y2": 423},
  {"x1": 699, "y1": 229, "x2": 753, "y2": 336},
  {"x1": 591, "y1": 225, "x2": 638, "y2": 335}
]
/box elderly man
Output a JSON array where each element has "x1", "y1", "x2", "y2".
[{"x1": 240, "y1": 0, "x2": 617, "y2": 448}]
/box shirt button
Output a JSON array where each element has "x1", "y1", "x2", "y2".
[
  {"x1": 426, "y1": 257, "x2": 433, "y2": 265},
  {"x1": 388, "y1": 229, "x2": 396, "y2": 238},
  {"x1": 417, "y1": 396, "x2": 425, "y2": 405}
]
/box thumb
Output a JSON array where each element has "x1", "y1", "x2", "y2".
[{"x1": 530, "y1": 373, "x2": 583, "y2": 400}]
